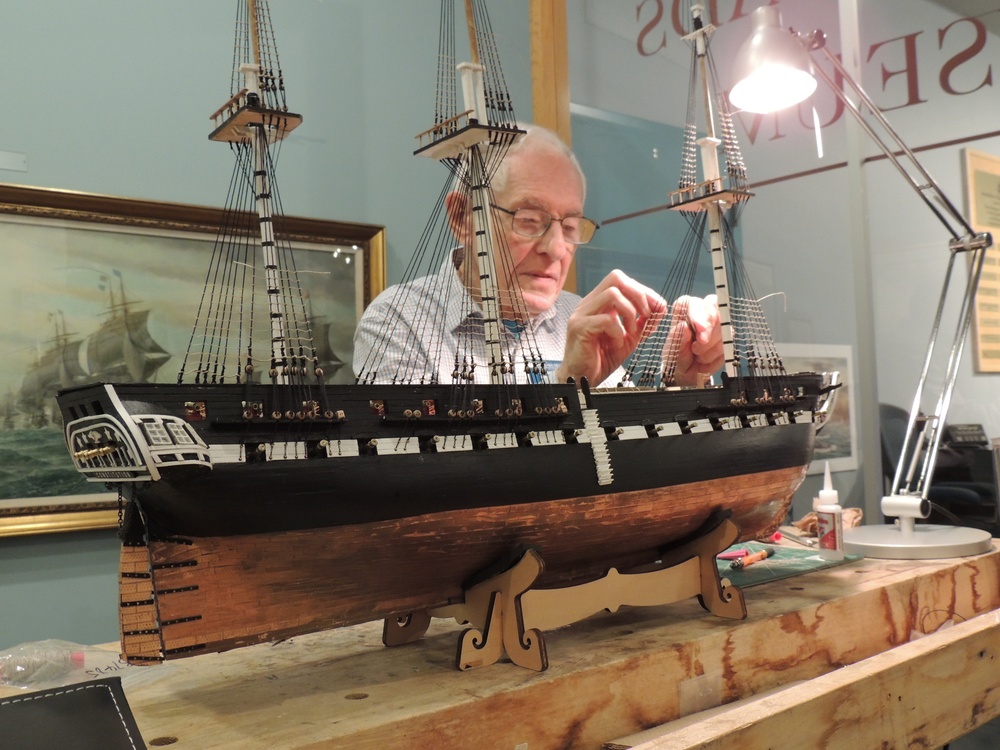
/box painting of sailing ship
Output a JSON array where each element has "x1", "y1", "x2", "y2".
[
  {"x1": 778, "y1": 343, "x2": 857, "y2": 474},
  {"x1": 0, "y1": 201, "x2": 380, "y2": 505},
  {"x1": 19, "y1": 277, "x2": 169, "y2": 429}
]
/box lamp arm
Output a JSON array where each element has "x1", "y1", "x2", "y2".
[
  {"x1": 802, "y1": 33, "x2": 993, "y2": 502},
  {"x1": 896, "y1": 245, "x2": 988, "y2": 500},
  {"x1": 807, "y1": 38, "x2": 974, "y2": 241}
]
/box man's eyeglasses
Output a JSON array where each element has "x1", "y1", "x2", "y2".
[{"x1": 491, "y1": 204, "x2": 599, "y2": 245}]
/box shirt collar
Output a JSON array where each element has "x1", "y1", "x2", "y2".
[{"x1": 442, "y1": 247, "x2": 561, "y2": 336}]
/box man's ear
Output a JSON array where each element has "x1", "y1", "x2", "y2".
[{"x1": 444, "y1": 191, "x2": 472, "y2": 245}]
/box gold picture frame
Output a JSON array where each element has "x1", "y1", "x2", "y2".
[
  {"x1": 964, "y1": 148, "x2": 1000, "y2": 373},
  {"x1": 0, "y1": 184, "x2": 385, "y2": 537}
]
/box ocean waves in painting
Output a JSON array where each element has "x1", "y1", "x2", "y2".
[{"x1": 0, "y1": 428, "x2": 92, "y2": 501}]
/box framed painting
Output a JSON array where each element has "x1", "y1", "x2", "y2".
[
  {"x1": 964, "y1": 148, "x2": 1000, "y2": 373},
  {"x1": 0, "y1": 184, "x2": 385, "y2": 537},
  {"x1": 778, "y1": 343, "x2": 858, "y2": 475}
]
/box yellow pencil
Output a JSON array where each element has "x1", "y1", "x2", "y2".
[{"x1": 729, "y1": 548, "x2": 774, "y2": 570}]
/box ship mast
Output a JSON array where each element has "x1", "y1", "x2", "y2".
[
  {"x1": 207, "y1": 0, "x2": 302, "y2": 385},
  {"x1": 682, "y1": 5, "x2": 736, "y2": 379},
  {"x1": 459, "y1": 3, "x2": 506, "y2": 385},
  {"x1": 244, "y1": 63, "x2": 288, "y2": 383},
  {"x1": 414, "y1": 1, "x2": 524, "y2": 386}
]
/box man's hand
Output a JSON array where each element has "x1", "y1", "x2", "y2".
[
  {"x1": 663, "y1": 294, "x2": 724, "y2": 387},
  {"x1": 554, "y1": 270, "x2": 666, "y2": 386}
]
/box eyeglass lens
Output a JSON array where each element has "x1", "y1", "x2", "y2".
[{"x1": 509, "y1": 208, "x2": 596, "y2": 244}]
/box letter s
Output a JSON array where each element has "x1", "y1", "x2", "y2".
[
  {"x1": 939, "y1": 17, "x2": 992, "y2": 96},
  {"x1": 636, "y1": 0, "x2": 667, "y2": 57}
]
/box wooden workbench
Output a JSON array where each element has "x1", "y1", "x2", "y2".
[{"x1": 16, "y1": 541, "x2": 1000, "y2": 749}]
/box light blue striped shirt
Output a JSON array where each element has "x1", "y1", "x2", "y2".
[{"x1": 353, "y1": 250, "x2": 622, "y2": 386}]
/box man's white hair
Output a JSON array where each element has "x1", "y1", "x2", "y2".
[{"x1": 490, "y1": 123, "x2": 587, "y2": 202}]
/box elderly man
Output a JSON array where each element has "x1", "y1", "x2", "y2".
[{"x1": 354, "y1": 125, "x2": 722, "y2": 387}]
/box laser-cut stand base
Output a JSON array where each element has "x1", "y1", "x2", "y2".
[{"x1": 382, "y1": 516, "x2": 747, "y2": 671}]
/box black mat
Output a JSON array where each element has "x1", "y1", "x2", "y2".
[{"x1": 0, "y1": 676, "x2": 146, "y2": 749}]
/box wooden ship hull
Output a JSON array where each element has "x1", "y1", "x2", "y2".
[{"x1": 57, "y1": 373, "x2": 831, "y2": 662}]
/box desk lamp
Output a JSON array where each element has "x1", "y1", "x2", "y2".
[{"x1": 729, "y1": 6, "x2": 994, "y2": 559}]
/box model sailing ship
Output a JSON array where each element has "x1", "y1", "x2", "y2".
[{"x1": 56, "y1": 0, "x2": 837, "y2": 667}]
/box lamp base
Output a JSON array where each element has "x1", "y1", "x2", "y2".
[{"x1": 844, "y1": 523, "x2": 993, "y2": 560}]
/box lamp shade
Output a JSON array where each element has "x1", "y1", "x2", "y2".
[{"x1": 729, "y1": 6, "x2": 817, "y2": 114}]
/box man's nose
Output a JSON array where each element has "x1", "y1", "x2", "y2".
[{"x1": 536, "y1": 221, "x2": 574, "y2": 258}]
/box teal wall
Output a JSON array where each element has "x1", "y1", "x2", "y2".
[
  {"x1": 570, "y1": 104, "x2": 708, "y2": 296},
  {"x1": 0, "y1": 1, "x2": 531, "y2": 650},
  {"x1": 0, "y1": 530, "x2": 121, "y2": 647},
  {"x1": 0, "y1": 1, "x2": 531, "y2": 285}
]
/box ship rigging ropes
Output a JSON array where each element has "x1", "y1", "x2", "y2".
[
  {"x1": 432, "y1": 0, "x2": 518, "y2": 136},
  {"x1": 232, "y1": 0, "x2": 289, "y2": 114},
  {"x1": 355, "y1": 0, "x2": 557, "y2": 403},
  {"x1": 627, "y1": 12, "x2": 790, "y2": 392},
  {"x1": 179, "y1": 0, "x2": 323, "y2": 400}
]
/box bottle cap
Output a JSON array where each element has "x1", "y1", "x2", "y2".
[{"x1": 817, "y1": 461, "x2": 839, "y2": 506}]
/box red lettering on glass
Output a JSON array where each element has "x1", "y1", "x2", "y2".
[
  {"x1": 734, "y1": 107, "x2": 787, "y2": 145},
  {"x1": 867, "y1": 32, "x2": 927, "y2": 111},
  {"x1": 938, "y1": 17, "x2": 993, "y2": 95},
  {"x1": 637, "y1": 0, "x2": 667, "y2": 57}
]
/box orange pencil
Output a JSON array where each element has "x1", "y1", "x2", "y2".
[{"x1": 729, "y1": 548, "x2": 774, "y2": 570}]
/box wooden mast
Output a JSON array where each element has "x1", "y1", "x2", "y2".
[
  {"x1": 416, "y1": 1, "x2": 525, "y2": 386},
  {"x1": 675, "y1": 6, "x2": 738, "y2": 381},
  {"x1": 244, "y1": 0, "x2": 285, "y2": 383},
  {"x1": 464, "y1": 0, "x2": 480, "y2": 65},
  {"x1": 207, "y1": 0, "x2": 305, "y2": 385},
  {"x1": 247, "y1": 0, "x2": 262, "y2": 69},
  {"x1": 461, "y1": 2, "x2": 508, "y2": 385}
]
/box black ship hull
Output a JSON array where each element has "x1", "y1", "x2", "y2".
[
  {"x1": 58, "y1": 375, "x2": 827, "y2": 536},
  {"x1": 125, "y1": 421, "x2": 813, "y2": 536}
]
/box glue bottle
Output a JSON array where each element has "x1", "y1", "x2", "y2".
[{"x1": 814, "y1": 461, "x2": 844, "y2": 560}]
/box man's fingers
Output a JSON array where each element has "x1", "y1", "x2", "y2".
[
  {"x1": 576, "y1": 286, "x2": 646, "y2": 341},
  {"x1": 583, "y1": 271, "x2": 667, "y2": 325}
]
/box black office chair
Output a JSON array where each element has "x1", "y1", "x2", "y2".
[{"x1": 879, "y1": 403, "x2": 998, "y2": 531}]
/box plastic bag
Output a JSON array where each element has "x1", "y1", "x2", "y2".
[{"x1": 0, "y1": 640, "x2": 130, "y2": 690}]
